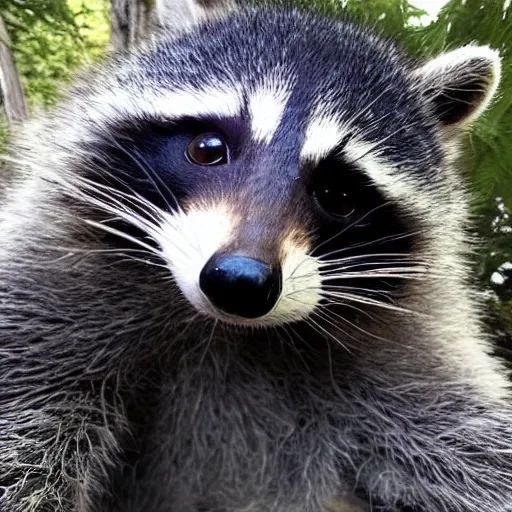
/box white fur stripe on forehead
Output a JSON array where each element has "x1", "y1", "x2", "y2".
[
  {"x1": 92, "y1": 73, "x2": 293, "y2": 141},
  {"x1": 249, "y1": 74, "x2": 293, "y2": 144},
  {"x1": 300, "y1": 115, "x2": 351, "y2": 162},
  {"x1": 87, "y1": 84, "x2": 243, "y2": 123}
]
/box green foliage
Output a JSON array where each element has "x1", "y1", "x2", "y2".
[
  {"x1": 0, "y1": 0, "x2": 109, "y2": 107},
  {"x1": 262, "y1": 0, "x2": 427, "y2": 33},
  {"x1": 0, "y1": 116, "x2": 9, "y2": 153}
]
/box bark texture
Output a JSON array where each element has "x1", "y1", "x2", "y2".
[{"x1": 0, "y1": 15, "x2": 28, "y2": 124}]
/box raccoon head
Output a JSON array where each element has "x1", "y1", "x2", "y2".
[{"x1": 48, "y1": 0, "x2": 500, "y2": 329}]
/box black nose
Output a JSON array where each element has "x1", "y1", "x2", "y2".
[{"x1": 199, "y1": 254, "x2": 282, "y2": 319}]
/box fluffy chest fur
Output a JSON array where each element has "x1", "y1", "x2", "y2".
[{"x1": 90, "y1": 319, "x2": 511, "y2": 512}]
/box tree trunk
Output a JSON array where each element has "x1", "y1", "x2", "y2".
[
  {"x1": 0, "y1": 15, "x2": 28, "y2": 124},
  {"x1": 110, "y1": 0, "x2": 235, "y2": 51},
  {"x1": 110, "y1": 0, "x2": 156, "y2": 51}
]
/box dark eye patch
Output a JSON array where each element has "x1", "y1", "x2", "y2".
[
  {"x1": 71, "y1": 117, "x2": 244, "y2": 253},
  {"x1": 79, "y1": 121, "x2": 192, "y2": 211},
  {"x1": 308, "y1": 155, "x2": 383, "y2": 226},
  {"x1": 307, "y1": 154, "x2": 419, "y2": 306},
  {"x1": 307, "y1": 153, "x2": 394, "y2": 228},
  {"x1": 79, "y1": 115, "x2": 245, "y2": 212}
]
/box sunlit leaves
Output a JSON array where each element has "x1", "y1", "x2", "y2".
[{"x1": 0, "y1": 0, "x2": 109, "y2": 107}]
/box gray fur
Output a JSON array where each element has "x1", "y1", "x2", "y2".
[{"x1": 1, "y1": 3, "x2": 512, "y2": 512}]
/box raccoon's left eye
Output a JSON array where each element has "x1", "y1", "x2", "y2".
[
  {"x1": 186, "y1": 133, "x2": 228, "y2": 166},
  {"x1": 312, "y1": 174, "x2": 356, "y2": 220}
]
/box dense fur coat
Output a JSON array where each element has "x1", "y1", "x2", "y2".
[{"x1": 1, "y1": 2, "x2": 512, "y2": 512}]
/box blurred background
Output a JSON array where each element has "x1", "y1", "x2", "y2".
[{"x1": 0, "y1": 0, "x2": 511, "y2": 354}]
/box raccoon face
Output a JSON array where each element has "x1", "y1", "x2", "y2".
[{"x1": 63, "y1": 7, "x2": 500, "y2": 328}]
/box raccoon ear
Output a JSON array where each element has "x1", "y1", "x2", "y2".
[
  {"x1": 154, "y1": 0, "x2": 236, "y2": 34},
  {"x1": 412, "y1": 46, "x2": 501, "y2": 133}
]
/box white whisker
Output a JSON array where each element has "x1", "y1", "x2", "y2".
[
  {"x1": 317, "y1": 231, "x2": 421, "y2": 261},
  {"x1": 310, "y1": 202, "x2": 394, "y2": 256},
  {"x1": 102, "y1": 132, "x2": 184, "y2": 216},
  {"x1": 307, "y1": 311, "x2": 354, "y2": 353},
  {"x1": 315, "y1": 303, "x2": 393, "y2": 344},
  {"x1": 82, "y1": 219, "x2": 159, "y2": 255},
  {"x1": 322, "y1": 291, "x2": 426, "y2": 317}
]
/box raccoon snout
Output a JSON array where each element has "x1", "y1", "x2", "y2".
[{"x1": 199, "y1": 253, "x2": 282, "y2": 319}]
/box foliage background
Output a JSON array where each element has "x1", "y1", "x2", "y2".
[
  {"x1": 1, "y1": 0, "x2": 511, "y2": 349},
  {"x1": 1, "y1": 0, "x2": 108, "y2": 107}
]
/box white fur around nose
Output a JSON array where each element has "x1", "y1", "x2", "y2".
[
  {"x1": 267, "y1": 239, "x2": 322, "y2": 324},
  {"x1": 157, "y1": 205, "x2": 322, "y2": 325},
  {"x1": 158, "y1": 206, "x2": 234, "y2": 314}
]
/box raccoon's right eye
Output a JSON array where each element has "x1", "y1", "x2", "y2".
[
  {"x1": 311, "y1": 169, "x2": 357, "y2": 221},
  {"x1": 314, "y1": 186, "x2": 356, "y2": 219},
  {"x1": 186, "y1": 133, "x2": 229, "y2": 166}
]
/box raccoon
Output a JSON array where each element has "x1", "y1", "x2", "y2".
[{"x1": 1, "y1": 1, "x2": 511, "y2": 511}]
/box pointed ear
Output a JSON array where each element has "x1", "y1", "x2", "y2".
[
  {"x1": 412, "y1": 46, "x2": 501, "y2": 135},
  {"x1": 154, "y1": 0, "x2": 237, "y2": 35}
]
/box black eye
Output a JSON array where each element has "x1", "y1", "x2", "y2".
[
  {"x1": 312, "y1": 174, "x2": 356, "y2": 220},
  {"x1": 186, "y1": 133, "x2": 228, "y2": 166}
]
